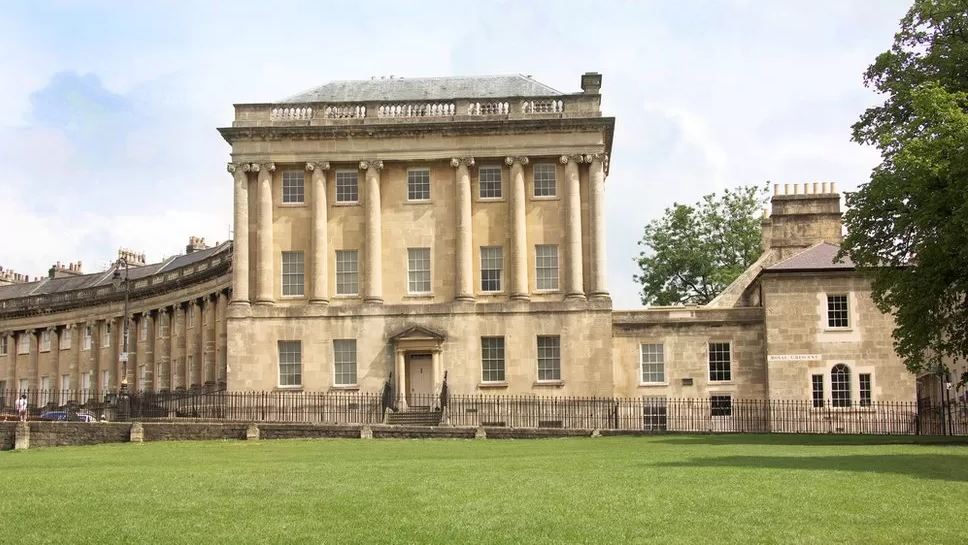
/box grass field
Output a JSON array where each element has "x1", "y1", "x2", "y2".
[{"x1": 1, "y1": 435, "x2": 967, "y2": 544}]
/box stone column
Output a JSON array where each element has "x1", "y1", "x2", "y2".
[
  {"x1": 255, "y1": 162, "x2": 276, "y2": 304},
  {"x1": 158, "y1": 308, "x2": 171, "y2": 391},
  {"x1": 395, "y1": 350, "x2": 407, "y2": 410},
  {"x1": 49, "y1": 327, "x2": 60, "y2": 402},
  {"x1": 361, "y1": 160, "x2": 384, "y2": 304},
  {"x1": 145, "y1": 312, "x2": 155, "y2": 392},
  {"x1": 307, "y1": 161, "x2": 331, "y2": 304},
  {"x1": 188, "y1": 300, "x2": 200, "y2": 388},
  {"x1": 506, "y1": 156, "x2": 530, "y2": 300},
  {"x1": 71, "y1": 325, "x2": 81, "y2": 396},
  {"x1": 229, "y1": 163, "x2": 251, "y2": 305},
  {"x1": 451, "y1": 157, "x2": 475, "y2": 301},
  {"x1": 432, "y1": 350, "x2": 442, "y2": 393},
  {"x1": 217, "y1": 291, "x2": 228, "y2": 387},
  {"x1": 586, "y1": 154, "x2": 609, "y2": 298},
  {"x1": 175, "y1": 303, "x2": 187, "y2": 390},
  {"x1": 204, "y1": 294, "x2": 217, "y2": 387},
  {"x1": 3, "y1": 332, "x2": 14, "y2": 389},
  {"x1": 27, "y1": 329, "x2": 39, "y2": 391},
  {"x1": 561, "y1": 154, "x2": 586, "y2": 299}
]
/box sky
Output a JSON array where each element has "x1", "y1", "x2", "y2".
[{"x1": 0, "y1": 0, "x2": 913, "y2": 309}]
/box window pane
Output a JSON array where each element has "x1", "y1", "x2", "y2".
[
  {"x1": 827, "y1": 295, "x2": 849, "y2": 328},
  {"x1": 278, "y1": 340, "x2": 302, "y2": 387},
  {"x1": 407, "y1": 169, "x2": 431, "y2": 201},
  {"x1": 710, "y1": 395, "x2": 732, "y2": 416},
  {"x1": 480, "y1": 247, "x2": 504, "y2": 292},
  {"x1": 537, "y1": 336, "x2": 560, "y2": 381},
  {"x1": 282, "y1": 251, "x2": 305, "y2": 296},
  {"x1": 407, "y1": 248, "x2": 431, "y2": 294},
  {"x1": 533, "y1": 163, "x2": 557, "y2": 197},
  {"x1": 336, "y1": 171, "x2": 359, "y2": 203},
  {"x1": 333, "y1": 339, "x2": 357, "y2": 385},
  {"x1": 282, "y1": 171, "x2": 305, "y2": 204},
  {"x1": 859, "y1": 373, "x2": 872, "y2": 407},
  {"x1": 832, "y1": 364, "x2": 851, "y2": 407},
  {"x1": 479, "y1": 166, "x2": 502, "y2": 199},
  {"x1": 708, "y1": 342, "x2": 731, "y2": 381},
  {"x1": 640, "y1": 343, "x2": 665, "y2": 383},
  {"x1": 336, "y1": 250, "x2": 359, "y2": 295},
  {"x1": 481, "y1": 337, "x2": 505, "y2": 382},
  {"x1": 535, "y1": 244, "x2": 559, "y2": 290},
  {"x1": 811, "y1": 374, "x2": 824, "y2": 408}
]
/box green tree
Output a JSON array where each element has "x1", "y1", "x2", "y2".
[
  {"x1": 840, "y1": 0, "x2": 968, "y2": 382},
  {"x1": 634, "y1": 184, "x2": 767, "y2": 306}
]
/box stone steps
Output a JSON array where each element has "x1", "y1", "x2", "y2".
[{"x1": 385, "y1": 408, "x2": 442, "y2": 426}]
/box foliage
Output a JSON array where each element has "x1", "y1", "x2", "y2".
[
  {"x1": 634, "y1": 184, "x2": 768, "y2": 306},
  {"x1": 841, "y1": 0, "x2": 968, "y2": 382}
]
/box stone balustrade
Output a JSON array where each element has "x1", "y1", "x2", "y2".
[{"x1": 234, "y1": 93, "x2": 600, "y2": 127}]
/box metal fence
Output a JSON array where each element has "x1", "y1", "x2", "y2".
[{"x1": 1, "y1": 389, "x2": 966, "y2": 435}]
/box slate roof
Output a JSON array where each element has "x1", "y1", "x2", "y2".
[
  {"x1": 0, "y1": 242, "x2": 232, "y2": 301},
  {"x1": 766, "y1": 242, "x2": 855, "y2": 271},
  {"x1": 280, "y1": 75, "x2": 564, "y2": 103}
]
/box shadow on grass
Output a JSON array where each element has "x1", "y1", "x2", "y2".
[
  {"x1": 654, "y1": 453, "x2": 968, "y2": 482},
  {"x1": 644, "y1": 433, "x2": 968, "y2": 447}
]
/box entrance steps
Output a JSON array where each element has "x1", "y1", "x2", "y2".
[{"x1": 385, "y1": 405, "x2": 443, "y2": 426}]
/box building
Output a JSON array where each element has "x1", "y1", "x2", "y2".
[{"x1": 0, "y1": 72, "x2": 933, "y2": 419}]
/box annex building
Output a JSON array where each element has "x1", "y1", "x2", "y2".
[{"x1": 0, "y1": 72, "x2": 939, "y2": 422}]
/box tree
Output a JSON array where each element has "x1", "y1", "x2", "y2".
[
  {"x1": 634, "y1": 184, "x2": 767, "y2": 306},
  {"x1": 840, "y1": 0, "x2": 968, "y2": 383}
]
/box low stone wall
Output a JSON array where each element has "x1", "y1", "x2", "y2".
[
  {"x1": 29, "y1": 422, "x2": 130, "y2": 448},
  {"x1": 258, "y1": 423, "x2": 362, "y2": 440},
  {"x1": 371, "y1": 425, "x2": 477, "y2": 439},
  {"x1": 141, "y1": 422, "x2": 250, "y2": 442},
  {"x1": 0, "y1": 422, "x2": 15, "y2": 450}
]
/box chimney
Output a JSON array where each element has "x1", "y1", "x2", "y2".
[
  {"x1": 0, "y1": 266, "x2": 33, "y2": 286},
  {"x1": 117, "y1": 248, "x2": 147, "y2": 267},
  {"x1": 580, "y1": 72, "x2": 602, "y2": 95},
  {"x1": 767, "y1": 182, "x2": 843, "y2": 260},
  {"x1": 48, "y1": 260, "x2": 85, "y2": 279},
  {"x1": 186, "y1": 236, "x2": 209, "y2": 254}
]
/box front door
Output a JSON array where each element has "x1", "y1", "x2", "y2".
[{"x1": 407, "y1": 354, "x2": 434, "y2": 407}]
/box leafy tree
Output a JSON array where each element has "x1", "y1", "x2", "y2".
[
  {"x1": 634, "y1": 184, "x2": 768, "y2": 306},
  {"x1": 840, "y1": 0, "x2": 968, "y2": 383}
]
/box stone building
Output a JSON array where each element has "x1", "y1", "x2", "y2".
[{"x1": 0, "y1": 72, "x2": 925, "y2": 416}]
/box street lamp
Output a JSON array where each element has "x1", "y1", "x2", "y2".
[{"x1": 112, "y1": 257, "x2": 131, "y2": 421}]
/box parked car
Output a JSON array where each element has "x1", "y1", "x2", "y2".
[{"x1": 39, "y1": 411, "x2": 98, "y2": 423}]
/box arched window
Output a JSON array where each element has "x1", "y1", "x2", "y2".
[{"x1": 832, "y1": 364, "x2": 852, "y2": 407}]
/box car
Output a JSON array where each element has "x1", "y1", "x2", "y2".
[{"x1": 39, "y1": 411, "x2": 99, "y2": 423}]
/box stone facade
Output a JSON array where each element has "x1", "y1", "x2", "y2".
[{"x1": 0, "y1": 72, "x2": 921, "y2": 414}]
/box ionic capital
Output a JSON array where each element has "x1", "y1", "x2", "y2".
[
  {"x1": 359, "y1": 160, "x2": 384, "y2": 171},
  {"x1": 450, "y1": 157, "x2": 476, "y2": 168},
  {"x1": 305, "y1": 161, "x2": 331, "y2": 172},
  {"x1": 559, "y1": 154, "x2": 585, "y2": 165},
  {"x1": 227, "y1": 162, "x2": 248, "y2": 174},
  {"x1": 505, "y1": 156, "x2": 529, "y2": 166},
  {"x1": 256, "y1": 162, "x2": 276, "y2": 173},
  {"x1": 582, "y1": 153, "x2": 608, "y2": 164}
]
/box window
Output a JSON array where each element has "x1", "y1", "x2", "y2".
[
  {"x1": 640, "y1": 344, "x2": 665, "y2": 384},
  {"x1": 0, "y1": 336, "x2": 7, "y2": 355},
  {"x1": 19, "y1": 378, "x2": 28, "y2": 392},
  {"x1": 101, "y1": 370, "x2": 110, "y2": 390},
  {"x1": 333, "y1": 339, "x2": 357, "y2": 386},
  {"x1": 535, "y1": 244, "x2": 559, "y2": 290},
  {"x1": 533, "y1": 163, "x2": 557, "y2": 197},
  {"x1": 831, "y1": 364, "x2": 851, "y2": 407},
  {"x1": 710, "y1": 395, "x2": 733, "y2": 417},
  {"x1": 481, "y1": 337, "x2": 506, "y2": 382},
  {"x1": 60, "y1": 329, "x2": 71, "y2": 350},
  {"x1": 81, "y1": 372, "x2": 92, "y2": 392},
  {"x1": 60, "y1": 374, "x2": 70, "y2": 392},
  {"x1": 41, "y1": 330, "x2": 51, "y2": 352},
  {"x1": 103, "y1": 323, "x2": 111, "y2": 347},
  {"x1": 140, "y1": 319, "x2": 148, "y2": 341},
  {"x1": 335, "y1": 250, "x2": 359, "y2": 295},
  {"x1": 407, "y1": 169, "x2": 430, "y2": 201},
  {"x1": 18, "y1": 334, "x2": 29, "y2": 354},
  {"x1": 537, "y1": 336, "x2": 561, "y2": 381},
  {"x1": 188, "y1": 356, "x2": 196, "y2": 385},
  {"x1": 282, "y1": 251, "x2": 306, "y2": 296},
  {"x1": 83, "y1": 327, "x2": 92, "y2": 350},
  {"x1": 335, "y1": 171, "x2": 359, "y2": 203},
  {"x1": 708, "y1": 342, "x2": 731, "y2": 382},
  {"x1": 811, "y1": 374, "x2": 824, "y2": 408},
  {"x1": 859, "y1": 373, "x2": 872, "y2": 407},
  {"x1": 480, "y1": 247, "x2": 504, "y2": 292},
  {"x1": 282, "y1": 170, "x2": 305, "y2": 204},
  {"x1": 278, "y1": 341, "x2": 302, "y2": 387},
  {"x1": 827, "y1": 294, "x2": 849, "y2": 328},
  {"x1": 188, "y1": 306, "x2": 195, "y2": 328},
  {"x1": 479, "y1": 166, "x2": 502, "y2": 199},
  {"x1": 407, "y1": 248, "x2": 431, "y2": 294}
]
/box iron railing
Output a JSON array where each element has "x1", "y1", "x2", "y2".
[{"x1": 1, "y1": 389, "x2": 965, "y2": 435}]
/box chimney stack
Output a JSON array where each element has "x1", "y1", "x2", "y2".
[
  {"x1": 49, "y1": 260, "x2": 85, "y2": 279},
  {"x1": 580, "y1": 72, "x2": 602, "y2": 95},
  {"x1": 186, "y1": 236, "x2": 209, "y2": 254},
  {"x1": 766, "y1": 181, "x2": 843, "y2": 260},
  {"x1": 117, "y1": 248, "x2": 147, "y2": 267}
]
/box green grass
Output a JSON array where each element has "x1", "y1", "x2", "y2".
[{"x1": 1, "y1": 435, "x2": 967, "y2": 544}]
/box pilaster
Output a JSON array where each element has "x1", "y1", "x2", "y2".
[
  {"x1": 586, "y1": 153, "x2": 609, "y2": 298},
  {"x1": 228, "y1": 162, "x2": 251, "y2": 306},
  {"x1": 361, "y1": 160, "x2": 384, "y2": 304},
  {"x1": 451, "y1": 157, "x2": 475, "y2": 302},
  {"x1": 506, "y1": 156, "x2": 530, "y2": 301},
  {"x1": 255, "y1": 162, "x2": 276, "y2": 305},
  {"x1": 561, "y1": 154, "x2": 586, "y2": 299}
]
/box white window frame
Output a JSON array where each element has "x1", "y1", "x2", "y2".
[
  {"x1": 333, "y1": 339, "x2": 357, "y2": 386},
  {"x1": 278, "y1": 340, "x2": 302, "y2": 388},
  {"x1": 0, "y1": 336, "x2": 7, "y2": 355},
  {"x1": 40, "y1": 330, "x2": 51, "y2": 352},
  {"x1": 281, "y1": 251, "x2": 306, "y2": 297},
  {"x1": 535, "y1": 244, "x2": 559, "y2": 291},
  {"x1": 101, "y1": 370, "x2": 110, "y2": 391},
  {"x1": 710, "y1": 394, "x2": 733, "y2": 417},
  {"x1": 60, "y1": 328, "x2": 71, "y2": 350},
  {"x1": 407, "y1": 248, "x2": 432, "y2": 295},
  {"x1": 831, "y1": 363, "x2": 851, "y2": 407},
  {"x1": 481, "y1": 336, "x2": 506, "y2": 383},
  {"x1": 103, "y1": 323, "x2": 111, "y2": 347},
  {"x1": 859, "y1": 372, "x2": 873, "y2": 407},
  {"x1": 536, "y1": 335, "x2": 561, "y2": 382},
  {"x1": 335, "y1": 250, "x2": 359, "y2": 296},
  {"x1": 407, "y1": 168, "x2": 431, "y2": 202},
  {"x1": 140, "y1": 319, "x2": 148, "y2": 342},
  {"x1": 281, "y1": 170, "x2": 306, "y2": 204},
  {"x1": 83, "y1": 327, "x2": 92, "y2": 350},
  {"x1": 478, "y1": 166, "x2": 503, "y2": 199},
  {"x1": 18, "y1": 334, "x2": 29, "y2": 354},
  {"x1": 708, "y1": 342, "x2": 732, "y2": 382},
  {"x1": 826, "y1": 294, "x2": 850, "y2": 329},
  {"x1": 480, "y1": 246, "x2": 504, "y2": 293},
  {"x1": 532, "y1": 163, "x2": 557, "y2": 198},
  {"x1": 639, "y1": 343, "x2": 666, "y2": 384},
  {"x1": 335, "y1": 170, "x2": 359, "y2": 204}
]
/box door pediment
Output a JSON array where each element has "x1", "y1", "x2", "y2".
[{"x1": 389, "y1": 324, "x2": 446, "y2": 342}]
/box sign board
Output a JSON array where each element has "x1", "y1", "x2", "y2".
[
  {"x1": 767, "y1": 354, "x2": 821, "y2": 362},
  {"x1": 119, "y1": 352, "x2": 129, "y2": 363}
]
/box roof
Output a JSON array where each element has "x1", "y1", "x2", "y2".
[
  {"x1": 280, "y1": 75, "x2": 564, "y2": 103},
  {"x1": 0, "y1": 242, "x2": 232, "y2": 301},
  {"x1": 766, "y1": 242, "x2": 855, "y2": 272}
]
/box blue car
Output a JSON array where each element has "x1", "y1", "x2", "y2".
[{"x1": 40, "y1": 411, "x2": 98, "y2": 423}]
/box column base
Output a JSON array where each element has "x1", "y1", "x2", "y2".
[
  {"x1": 228, "y1": 301, "x2": 251, "y2": 308},
  {"x1": 455, "y1": 295, "x2": 476, "y2": 302},
  {"x1": 510, "y1": 294, "x2": 531, "y2": 302},
  {"x1": 565, "y1": 293, "x2": 587, "y2": 301},
  {"x1": 309, "y1": 299, "x2": 330, "y2": 306},
  {"x1": 364, "y1": 297, "x2": 384, "y2": 305},
  {"x1": 253, "y1": 299, "x2": 274, "y2": 306},
  {"x1": 589, "y1": 292, "x2": 610, "y2": 299}
]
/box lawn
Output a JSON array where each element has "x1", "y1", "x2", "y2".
[{"x1": 1, "y1": 435, "x2": 966, "y2": 544}]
